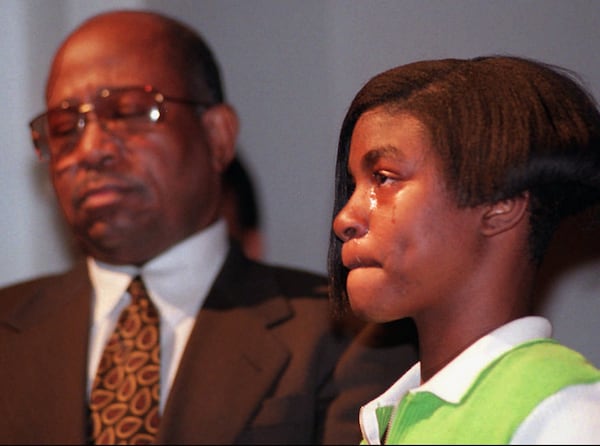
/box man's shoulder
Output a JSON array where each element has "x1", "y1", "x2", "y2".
[
  {"x1": 218, "y1": 247, "x2": 329, "y2": 300},
  {"x1": 0, "y1": 263, "x2": 86, "y2": 292},
  {"x1": 243, "y1": 262, "x2": 329, "y2": 299},
  {"x1": 0, "y1": 265, "x2": 88, "y2": 316},
  {"x1": 0, "y1": 272, "x2": 64, "y2": 302},
  {"x1": 262, "y1": 262, "x2": 328, "y2": 297}
]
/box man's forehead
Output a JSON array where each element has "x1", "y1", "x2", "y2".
[
  {"x1": 46, "y1": 35, "x2": 178, "y2": 105},
  {"x1": 70, "y1": 11, "x2": 165, "y2": 39},
  {"x1": 59, "y1": 21, "x2": 167, "y2": 64}
]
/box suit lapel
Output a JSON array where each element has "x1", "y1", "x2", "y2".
[
  {"x1": 158, "y1": 248, "x2": 293, "y2": 444},
  {"x1": 0, "y1": 261, "x2": 92, "y2": 443}
]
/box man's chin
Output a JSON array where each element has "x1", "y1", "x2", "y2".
[{"x1": 77, "y1": 224, "x2": 137, "y2": 261}]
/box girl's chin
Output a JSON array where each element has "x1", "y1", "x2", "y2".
[{"x1": 348, "y1": 296, "x2": 392, "y2": 324}]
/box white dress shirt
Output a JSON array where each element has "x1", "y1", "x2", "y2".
[
  {"x1": 86, "y1": 219, "x2": 228, "y2": 412},
  {"x1": 359, "y1": 316, "x2": 600, "y2": 444}
]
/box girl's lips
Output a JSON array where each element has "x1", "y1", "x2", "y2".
[
  {"x1": 342, "y1": 247, "x2": 381, "y2": 270},
  {"x1": 346, "y1": 261, "x2": 381, "y2": 271}
]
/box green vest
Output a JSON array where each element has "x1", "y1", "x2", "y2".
[{"x1": 370, "y1": 339, "x2": 600, "y2": 444}]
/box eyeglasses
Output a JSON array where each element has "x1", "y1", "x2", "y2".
[{"x1": 29, "y1": 85, "x2": 210, "y2": 162}]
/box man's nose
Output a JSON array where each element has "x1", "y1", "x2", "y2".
[{"x1": 71, "y1": 115, "x2": 121, "y2": 168}]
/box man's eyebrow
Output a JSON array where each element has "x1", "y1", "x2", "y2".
[{"x1": 362, "y1": 145, "x2": 404, "y2": 170}]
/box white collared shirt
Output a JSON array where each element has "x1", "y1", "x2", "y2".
[
  {"x1": 359, "y1": 316, "x2": 600, "y2": 444},
  {"x1": 86, "y1": 219, "x2": 228, "y2": 412}
]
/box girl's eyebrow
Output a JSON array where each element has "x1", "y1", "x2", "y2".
[{"x1": 362, "y1": 145, "x2": 404, "y2": 170}]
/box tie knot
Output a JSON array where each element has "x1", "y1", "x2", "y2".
[{"x1": 127, "y1": 276, "x2": 149, "y2": 305}]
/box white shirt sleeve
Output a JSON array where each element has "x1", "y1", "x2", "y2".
[{"x1": 511, "y1": 381, "x2": 600, "y2": 444}]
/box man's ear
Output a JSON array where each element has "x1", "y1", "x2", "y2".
[
  {"x1": 201, "y1": 103, "x2": 239, "y2": 172},
  {"x1": 480, "y1": 192, "x2": 530, "y2": 236}
]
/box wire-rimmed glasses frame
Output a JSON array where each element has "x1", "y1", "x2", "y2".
[{"x1": 29, "y1": 85, "x2": 211, "y2": 162}]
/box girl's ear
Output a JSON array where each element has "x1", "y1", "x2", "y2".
[{"x1": 480, "y1": 192, "x2": 530, "y2": 236}]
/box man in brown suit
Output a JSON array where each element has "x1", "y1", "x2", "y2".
[{"x1": 0, "y1": 9, "x2": 417, "y2": 444}]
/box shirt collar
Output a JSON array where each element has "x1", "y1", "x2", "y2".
[
  {"x1": 421, "y1": 316, "x2": 552, "y2": 403},
  {"x1": 359, "y1": 316, "x2": 552, "y2": 444},
  {"x1": 88, "y1": 219, "x2": 229, "y2": 327}
]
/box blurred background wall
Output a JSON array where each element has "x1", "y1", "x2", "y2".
[{"x1": 1, "y1": 0, "x2": 599, "y2": 365}]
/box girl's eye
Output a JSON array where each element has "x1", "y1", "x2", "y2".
[{"x1": 373, "y1": 171, "x2": 393, "y2": 185}]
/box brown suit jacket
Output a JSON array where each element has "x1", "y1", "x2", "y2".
[{"x1": 0, "y1": 245, "x2": 418, "y2": 444}]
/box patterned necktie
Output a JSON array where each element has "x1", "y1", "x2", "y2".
[{"x1": 89, "y1": 276, "x2": 161, "y2": 445}]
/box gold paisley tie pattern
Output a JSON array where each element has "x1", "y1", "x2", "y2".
[{"x1": 89, "y1": 276, "x2": 161, "y2": 445}]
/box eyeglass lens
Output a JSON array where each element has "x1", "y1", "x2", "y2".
[{"x1": 31, "y1": 87, "x2": 163, "y2": 162}]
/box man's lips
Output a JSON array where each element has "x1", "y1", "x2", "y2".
[{"x1": 74, "y1": 181, "x2": 133, "y2": 209}]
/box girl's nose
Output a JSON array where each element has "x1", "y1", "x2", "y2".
[{"x1": 333, "y1": 192, "x2": 369, "y2": 242}]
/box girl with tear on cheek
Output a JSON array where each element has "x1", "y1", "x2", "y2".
[{"x1": 328, "y1": 55, "x2": 600, "y2": 444}]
